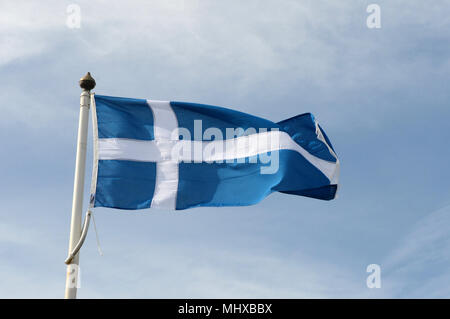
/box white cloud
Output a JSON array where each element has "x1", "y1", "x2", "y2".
[
  {"x1": 381, "y1": 205, "x2": 450, "y2": 298},
  {"x1": 79, "y1": 239, "x2": 363, "y2": 298},
  {"x1": 0, "y1": 1, "x2": 63, "y2": 65},
  {"x1": 1, "y1": 0, "x2": 450, "y2": 129}
]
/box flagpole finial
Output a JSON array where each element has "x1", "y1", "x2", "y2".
[{"x1": 79, "y1": 72, "x2": 96, "y2": 90}]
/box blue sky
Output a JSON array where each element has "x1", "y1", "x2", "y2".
[{"x1": 1, "y1": 0, "x2": 450, "y2": 298}]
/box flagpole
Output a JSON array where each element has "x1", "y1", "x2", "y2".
[{"x1": 64, "y1": 72, "x2": 96, "y2": 299}]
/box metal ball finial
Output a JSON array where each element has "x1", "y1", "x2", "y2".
[{"x1": 79, "y1": 72, "x2": 96, "y2": 90}]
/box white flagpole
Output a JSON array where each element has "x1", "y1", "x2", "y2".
[{"x1": 64, "y1": 72, "x2": 96, "y2": 299}]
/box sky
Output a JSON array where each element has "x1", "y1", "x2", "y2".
[{"x1": 1, "y1": 0, "x2": 450, "y2": 298}]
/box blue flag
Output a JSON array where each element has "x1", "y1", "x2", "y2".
[{"x1": 89, "y1": 95, "x2": 339, "y2": 210}]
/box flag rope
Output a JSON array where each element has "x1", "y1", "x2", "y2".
[
  {"x1": 64, "y1": 210, "x2": 92, "y2": 264},
  {"x1": 91, "y1": 211, "x2": 103, "y2": 257}
]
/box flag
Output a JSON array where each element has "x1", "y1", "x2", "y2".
[{"x1": 89, "y1": 95, "x2": 339, "y2": 210}]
